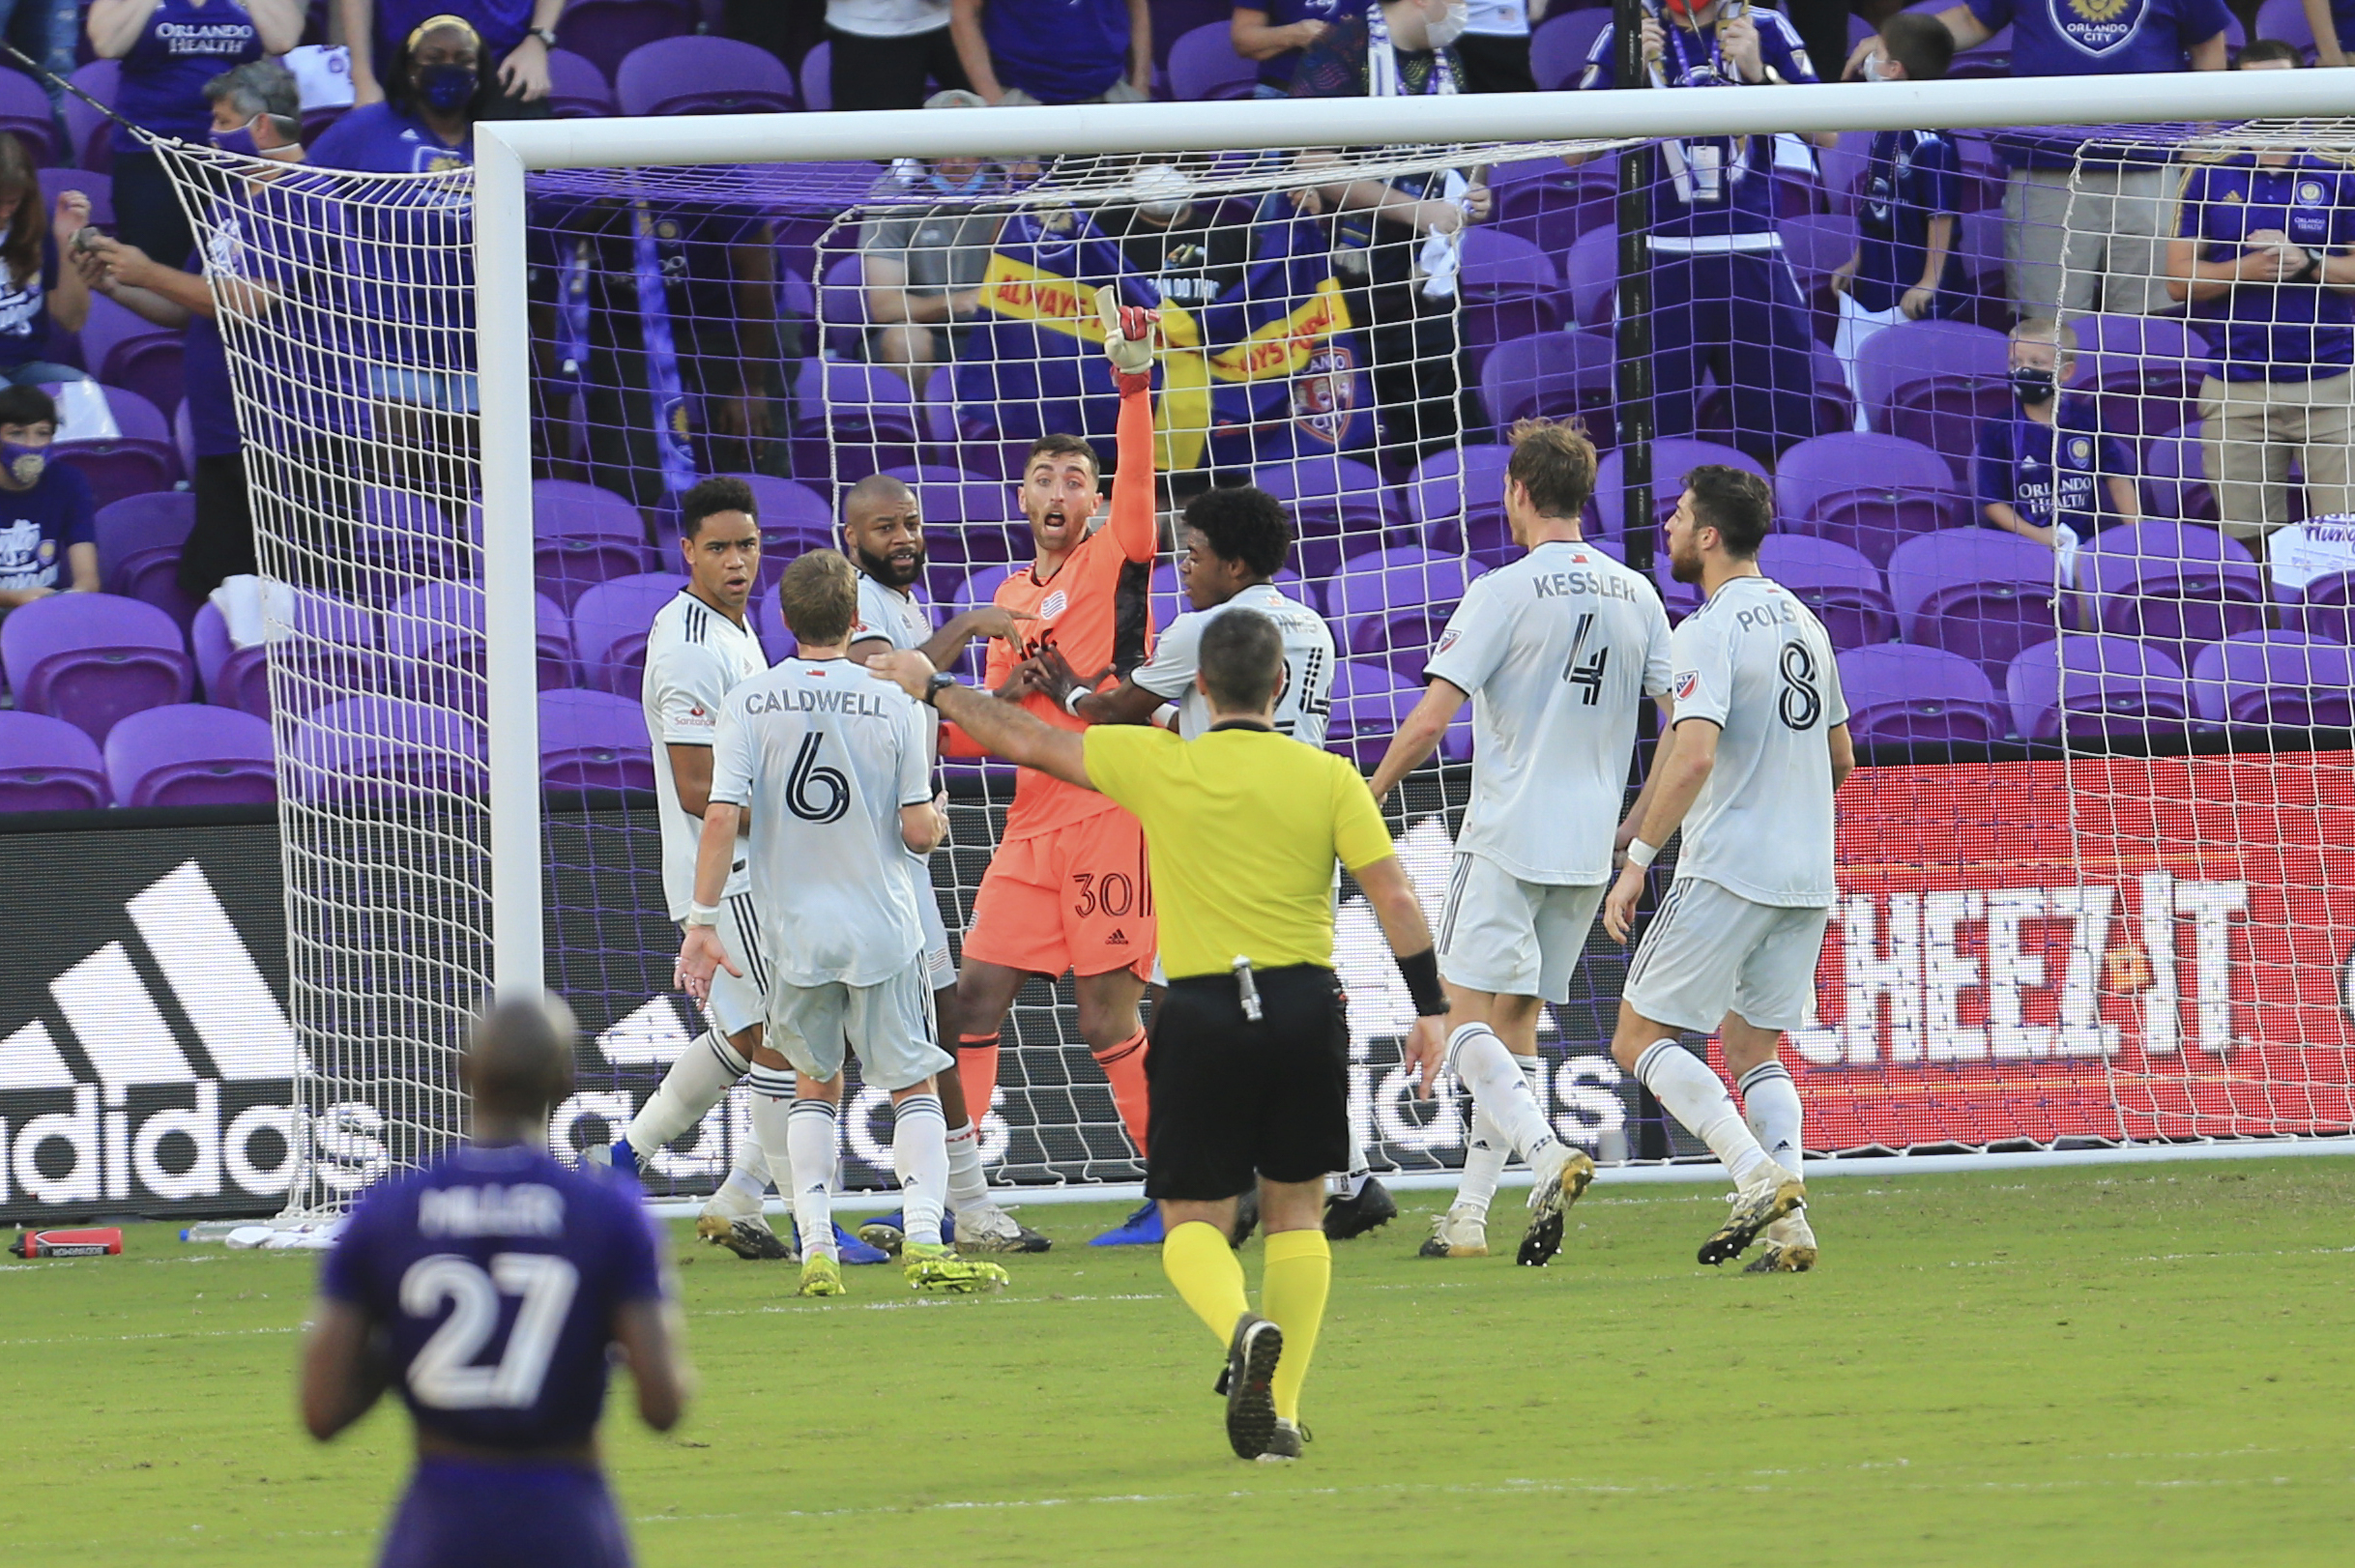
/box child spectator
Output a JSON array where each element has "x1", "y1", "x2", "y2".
[
  {"x1": 1975, "y1": 320, "x2": 2139, "y2": 555},
  {"x1": 0, "y1": 385, "x2": 99, "y2": 610},
  {"x1": 1831, "y1": 13, "x2": 1964, "y2": 421},
  {"x1": 2236, "y1": 37, "x2": 2305, "y2": 68}
]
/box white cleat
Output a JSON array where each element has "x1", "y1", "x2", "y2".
[
  {"x1": 1417, "y1": 1205, "x2": 1490, "y2": 1259},
  {"x1": 1744, "y1": 1208, "x2": 1818, "y2": 1274},
  {"x1": 954, "y1": 1202, "x2": 1053, "y2": 1254}
]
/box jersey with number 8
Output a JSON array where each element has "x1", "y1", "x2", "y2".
[
  {"x1": 1665, "y1": 574, "x2": 1847, "y2": 908},
  {"x1": 317, "y1": 1144, "x2": 666, "y2": 1451}
]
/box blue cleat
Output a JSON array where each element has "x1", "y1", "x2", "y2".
[
  {"x1": 608, "y1": 1137, "x2": 640, "y2": 1181},
  {"x1": 834, "y1": 1223, "x2": 891, "y2": 1265},
  {"x1": 1090, "y1": 1199, "x2": 1164, "y2": 1246},
  {"x1": 854, "y1": 1209, "x2": 956, "y2": 1257}
]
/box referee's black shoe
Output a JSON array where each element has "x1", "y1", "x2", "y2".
[
  {"x1": 1224, "y1": 1313, "x2": 1284, "y2": 1460},
  {"x1": 1230, "y1": 1187, "x2": 1261, "y2": 1248},
  {"x1": 1323, "y1": 1176, "x2": 1398, "y2": 1241}
]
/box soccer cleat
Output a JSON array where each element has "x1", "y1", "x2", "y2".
[
  {"x1": 833, "y1": 1223, "x2": 891, "y2": 1265},
  {"x1": 1257, "y1": 1419, "x2": 1309, "y2": 1464},
  {"x1": 1743, "y1": 1209, "x2": 1819, "y2": 1274},
  {"x1": 1223, "y1": 1313, "x2": 1284, "y2": 1460},
  {"x1": 1090, "y1": 1199, "x2": 1165, "y2": 1246},
  {"x1": 695, "y1": 1212, "x2": 792, "y2": 1261},
  {"x1": 1516, "y1": 1146, "x2": 1598, "y2": 1267},
  {"x1": 1323, "y1": 1176, "x2": 1399, "y2": 1241},
  {"x1": 1417, "y1": 1205, "x2": 1490, "y2": 1259},
  {"x1": 904, "y1": 1242, "x2": 1010, "y2": 1293},
  {"x1": 606, "y1": 1138, "x2": 640, "y2": 1181},
  {"x1": 857, "y1": 1209, "x2": 967, "y2": 1257},
  {"x1": 1700, "y1": 1176, "x2": 1807, "y2": 1267},
  {"x1": 954, "y1": 1203, "x2": 1053, "y2": 1254},
  {"x1": 794, "y1": 1255, "x2": 846, "y2": 1297},
  {"x1": 1230, "y1": 1187, "x2": 1260, "y2": 1248}
]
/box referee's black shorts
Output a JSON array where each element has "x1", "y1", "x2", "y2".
[{"x1": 1145, "y1": 965, "x2": 1350, "y2": 1202}]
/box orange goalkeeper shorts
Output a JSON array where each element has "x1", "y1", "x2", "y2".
[{"x1": 962, "y1": 806, "x2": 1156, "y2": 981}]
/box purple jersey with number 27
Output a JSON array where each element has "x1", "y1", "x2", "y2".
[{"x1": 320, "y1": 1144, "x2": 665, "y2": 1451}]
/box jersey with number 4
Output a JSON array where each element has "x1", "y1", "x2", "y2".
[
  {"x1": 642, "y1": 591, "x2": 768, "y2": 920},
  {"x1": 318, "y1": 1143, "x2": 665, "y2": 1451},
  {"x1": 1424, "y1": 539, "x2": 1672, "y2": 885},
  {"x1": 1131, "y1": 582, "x2": 1335, "y2": 744},
  {"x1": 1668, "y1": 574, "x2": 1846, "y2": 908},
  {"x1": 710, "y1": 657, "x2": 933, "y2": 987}
]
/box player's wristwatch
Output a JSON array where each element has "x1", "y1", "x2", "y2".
[
  {"x1": 922, "y1": 672, "x2": 958, "y2": 708},
  {"x1": 530, "y1": 25, "x2": 559, "y2": 47}
]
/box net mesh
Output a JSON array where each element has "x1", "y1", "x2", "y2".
[{"x1": 147, "y1": 108, "x2": 2355, "y2": 1215}]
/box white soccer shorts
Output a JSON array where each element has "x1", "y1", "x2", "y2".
[
  {"x1": 1436, "y1": 851, "x2": 1607, "y2": 1005},
  {"x1": 917, "y1": 879, "x2": 955, "y2": 991},
  {"x1": 706, "y1": 892, "x2": 769, "y2": 1039},
  {"x1": 766, "y1": 961, "x2": 953, "y2": 1092},
  {"x1": 1620, "y1": 876, "x2": 1832, "y2": 1034}
]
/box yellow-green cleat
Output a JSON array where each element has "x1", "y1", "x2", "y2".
[
  {"x1": 904, "y1": 1241, "x2": 1010, "y2": 1293},
  {"x1": 795, "y1": 1254, "x2": 847, "y2": 1297}
]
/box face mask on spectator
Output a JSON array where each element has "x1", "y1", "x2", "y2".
[
  {"x1": 1, "y1": 440, "x2": 44, "y2": 485},
  {"x1": 416, "y1": 63, "x2": 478, "y2": 113},
  {"x1": 211, "y1": 115, "x2": 263, "y2": 157},
  {"x1": 1129, "y1": 165, "x2": 1194, "y2": 221},
  {"x1": 928, "y1": 166, "x2": 989, "y2": 197},
  {"x1": 1865, "y1": 50, "x2": 1902, "y2": 81},
  {"x1": 2010, "y1": 366, "x2": 2056, "y2": 403},
  {"x1": 1425, "y1": 0, "x2": 1470, "y2": 47}
]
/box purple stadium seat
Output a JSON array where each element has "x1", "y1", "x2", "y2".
[
  {"x1": 2075, "y1": 521, "x2": 2266, "y2": 658},
  {"x1": 1886, "y1": 527, "x2": 2065, "y2": 682},
  {"x1": 39, "y1": 169, "x2": 114, "y2": 231},
  {"x1": 94, "y1": 490, "x2": 199, "y2": 630},
  {"x1": 1566, "y1": 225, "x2": 1618, "y2": 331},
  {"x1": 2068, "y1": 313, "x2": 2210, "y2": 440},
  {"x1": 0, "y1": 711, "x2": 110, "y2": 810},
  {"x1": 2006, "y1": 635, "x2": 2190, "y2": 741},
  {"x1": 1780, "y1": 213, "x2": 1859, "y2": 315},
  {"x1": 538, "y1": 689, "x2": 657, "y2": 792},
  {"x1": 1324, "y1": 658, "x2": 1472, "y2": 768},
  {"x1": 556, "y1": 0, "x2": 698, "y2": 85},
  {"x1": 751, "y1": 589, "x2": 800, "y2": 666},
  {"x1": 1757, "y1": 536, "x2": 1896, "y2": 652},
  {"x1": 1856, "y1": 320, "x2": 2013, "y2": 474},
  {"x1": 1530, "y1": 8, "x2": 1611, "y2": 90},
  {"x1": 791, "y1": 357, "x2": 920, "y2": 484},
  {"x1": 352, "y1": 486, "x2": 475, "y2": 600},
  {"x1": 384, "y1": 582, "x2": 574, "y2": 710},
  {"x1": 74, "y1": 298, "x2": 177, "y2": 421},
  {"x1": 2255, "y1": 0, "x2": 2317, "y2": 46},
  {"x1": 1458, "y1": 228, "x2": 1563, "y2": 364},
  {"x1": 1255, "y1": 457, "x2": 1398, "y2": 577},
  {"x1": 64, "y1": 61, "x2": 118, "y2": 173},
  {"x1": 0, "y1": 592, "x2": 192, "y2": 743},
  {"x1": 533, "y1": 479, "x2": 648, "y2": 610},
  {"x1": 1490, "y1": 158, "x2": 1614, "y2": 257},
  {"x1": 798, "y1": 41, "x2": 832, "y2": 112},
  {"x1": 877, "y1": 464, "x2": 1024, "y2": 571},
  {"x1": 1594, "y1": 439, "x2": 1764, "y2": 537},
  {"x1": 1326, "y1": 548, "x2": 1472, "y2": 673},
  {"x1": 286, "y1": 695, "x2": 488, "y2": 804},
  {"x1": 546, "y1": 47, "x2": 615, "y2": 119},
  {"x1": 2286, "y1": 567, "x2": 2355, "y2": 647},
  {"x1": 51, "y1": 385, "x2": 181, "y2": 509},
  {"x1": 1646, "y1": 545, "x2": 1701, "y2": 622},
  {"x1": 1169, "y1": 21, "x2": 1256, "y2": 101},
  {"x1": 2189, "y1": 631, "x2": 2355, "y2": 730},
  {"x1": 1407, "y1": 444, "x2": 1513, "y2": 564},
  {"x1": 570, "y1": 572, "x2": 689, "y2": 698},
  {"x1": 0, "y1": 69, "x2": 57, "y2": 164},
  {"x1": 193, "y1": 588, "x2": 383, "y2": 720},
  {"x1": 616, "y1": 34, "x2": 799, "y2": 117},
  {"x1": 103, "y1": 703, "x2": 275, "y2": 807},
  {"x1": 1836, "y1": 645, "x2": 2011, "y2": 746},
  {"x1": 1477, "y1": 330, "x2": 1615, "y2": 449},
  {"x1": 2140, "y1": 425, "x2": 2219, "y2": 523},
  {"x1": 1774, "y1": 431, "x2": 1969, "y2": 566},
  {"x1": 1818, "y1": 131, "x2": 1873, "y2": 218}
]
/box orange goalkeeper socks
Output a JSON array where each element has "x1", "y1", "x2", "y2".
[
  {"x1": 955, "y1": 1033, "x2": 1001, "y2": 1118},
  {"x1": 1091, "y1": 1028, "x2": 1151, "y2": 1157}
]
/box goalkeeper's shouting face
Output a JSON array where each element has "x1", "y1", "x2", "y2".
[
  {"x1": 1017, "y1": 434, "x2": 1105, "y2": 564},
  {"x1": 841, "y1": 473, "x2": 926, "y2": 591}
]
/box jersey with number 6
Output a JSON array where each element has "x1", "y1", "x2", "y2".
[
  {"x1": 1667, "y1": 574, "x2": 1846, "y2": 908},
  {"x1": 317, "y1": 1144, "x2": 665, "y2": 1452},
  {"x1": 1130, "y1": 582, "x2": 1335, "y2": 744},
  {"x1": 1423, "y1": 539, "x2": 1673, "y2": 885},
  {"x1": 709, "y1": 656, "x2": 933, "y2": 987}
]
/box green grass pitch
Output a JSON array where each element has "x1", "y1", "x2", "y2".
[{"x1": 7, "y1": 1158, "x2": 2353, "y2": 1567}]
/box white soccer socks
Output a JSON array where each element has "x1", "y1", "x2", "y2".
[
  {"x1": 943, "y1": 1118, "x2": 991, "y2": 1216},
  {"x1": 1450, "y1": 1054, "x2": 1543, "y2": 1219},
  {"x1": 1448, "y1": 1024, "x2": 1559, "y2": 1170},
  {"x1": 1738, "y1": 1060, "x2": 1805, "y2": 1183},
  {"x1": 783, "y1": 1097, "x2": 840, "y2": 1262},
  {"x1": 1635, "y1": 1040, "x2": 1775, "y2": 1190},
  {"x1": 893, "y1": 1092, "x2": 950, "y2": 1249},
  {"x1": 625, "y1": 1029, "x2": 750, "y2": 1154}
]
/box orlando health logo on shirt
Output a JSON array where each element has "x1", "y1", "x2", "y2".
[
  {"x1": 157, "y1": 20, "x2": 256, "y2": 55},
  {"x1": 2057, "y1": 0, "x2": 2151, "y2": 56},
  {"x1": 0, "y1": 517, "x2": 56, "y2": 588}
]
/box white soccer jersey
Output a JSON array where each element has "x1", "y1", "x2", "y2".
[
  {"x1": 1130, "y1": 582, "x2": 1336, "y2": 744},
  {"x1": 853, "y1": 574, "x2": 932, "y2": 653},
  {"x1": 1423, "y1": 539, "x2": 1673, "y2": 886},
  {"x1": 642, "y1": 590, "x2": 769, "y2": 921},
  {"x1": 708, "y1": 657, "x2": 934, "y2": 987},
  {"x1": 1666, "y1": 574, "x2": 1847, "y2": 909}
]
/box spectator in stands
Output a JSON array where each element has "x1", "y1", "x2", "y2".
[
  {"x1": 1100, "y1": 164, "x2": 1251, "y2": 313},
  {"x1": 1291, "y1": 0, "x2": 1488, "y2": 460},
  {"x1": 2166, "y1": 135, "x2": 2355, "y2": 543},
  {"x1": 0, "y1": 134, "x2": 96, "y2": 390},
  {"x1": 0, "y1": 384, "x2": 100, "y2": 609},
  {"x1": 1831, "y1": 14, "x2": 1962, "y2": 414},
  {"x1": 90, "y1": 2, "x2": 302, "y2": 277},
  {"x1": 312, "y1": 15, "x2": 498, "y2": 171},
  {"x1": 1580, "y1": 1, "x2": 1834, "y2": 464},
  {"x1": 829, "y1": 0, "x2": 973, "y2": 110},
  {"x1": 1456, "y1": 1, "x2": 1536, "y2": 94},
  {"x1": 74, "y1": 61, "x2": 314, "y2": 597},
  {"x1": 2237, "y1": 37, "x2": 2306, "y2": 68},
  {"x1": 1891, "y1": 0, "x2": 2228, "y2": 321},
  {"x1": 1232, "y1": 0, "x2": 1368, "y2": 98},
  {"x1": 949, "y1": 0, "x2": 1150, "y2": 104},
  {"x1": 1975, "y1": 320, "x2": 2138, "y2": 552},
  {"x1": 335, "y1": 0, "x2": 565, "y2": 118},
  {"x1": 860, "y1": 90, "x2": 1007, "y2": 389}
]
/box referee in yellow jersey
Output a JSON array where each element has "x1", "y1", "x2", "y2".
[{"x1": 877, "y1": 609, "x2": 1449, "y2": 1463}]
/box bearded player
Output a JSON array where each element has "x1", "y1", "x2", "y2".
[{"x1": 949, "y1": 287, "x2": 1165, "y2": 1246}]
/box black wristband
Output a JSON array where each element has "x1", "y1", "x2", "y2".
[
  {"x1": 1396, "y1": 947, "x2": 1449, "y2": 1018},
  {"x1": 923, "y1": 672, "x2": 957, "y2": 708}
]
